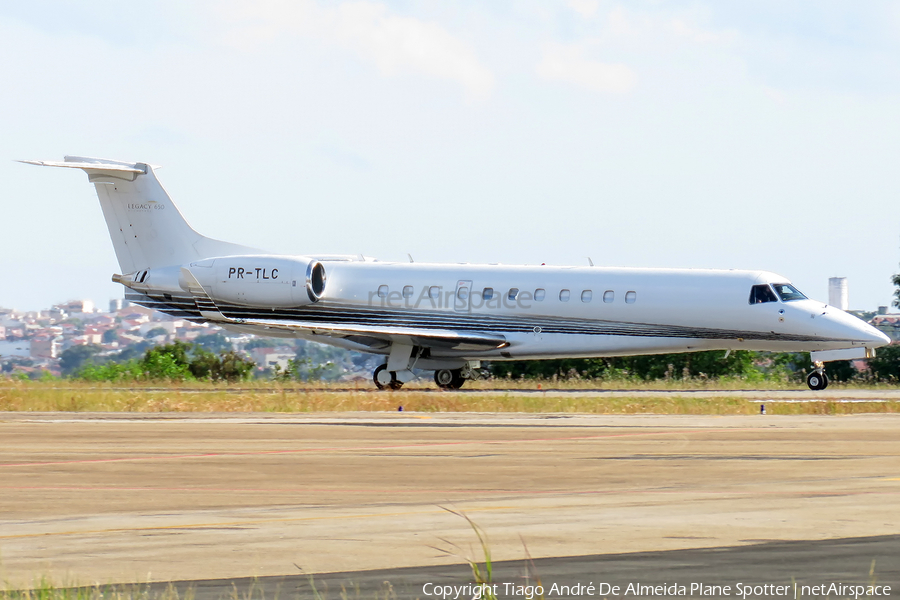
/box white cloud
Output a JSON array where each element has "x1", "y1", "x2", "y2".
[
  {"x1": 219, "y1": 0, "x2": 494, "y2": 101},
  {"x1": 667, "y1": 17, "x2": 738, "y2": 45},
  {"x1": 565, "y1": 0, "x2": 600, "y2": 19},
  {"x1": 536, "y1": 43, "x2": 636, "y2": 93},
  {"x1": 604, "y1": 7, "x2": 738, "y2": 47}
]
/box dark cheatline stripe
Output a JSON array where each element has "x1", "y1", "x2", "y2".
[{"x1": 123, "y1": 293, "x2": 845, "y2": 343}]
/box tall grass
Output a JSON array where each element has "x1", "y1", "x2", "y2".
[{"x1": 0, "y1": 381, "x2": 897, "y2": 414}]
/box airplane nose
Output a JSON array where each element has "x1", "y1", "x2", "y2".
[
  {"x1": 869, "y1": 327, "x2": 892, "y2": 347},
  {"x1": 853, "y1": 318, "x2": 891, "y2": 347},
  {"x1": 820, "y1": 306, "x2": 892, "y2": 348}
]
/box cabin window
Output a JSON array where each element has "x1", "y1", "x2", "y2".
[
  {"x1": 581, "y1": 290, "x2": 592, "y2": 303},
  {"x1": 377, "y1": 285, "x2": 388, "y2": 298},
  {"x1": 402, "y1": 285, "x2": 414, "y2": 298},
  {"x1": 429, "y1": 286, "x2": 441, "y2": 299},
  {"x1": 534, "y1": 288, "x2": 546, "y2": 301},
  {"x1": 483, "y1": 287, "x2": 494, "y2": 300},
  {"x1": 508, "y1": 288, "x2": 519, "y2": 301},
  {"x1": 749, "y1": 284, "x2": 778, "y2": 304},
  {"x1": 603, "y1": 290, "x2": 614, "y2": 303},
  {"x1": 458, "y1": 286, "x2": 469, "y2": 300},
  {"x1": 559, "y1": 289, "x2": 570, "y2": 302},
  {"x1": 625, "y1": 291, "x2": 637, "y2": 304},
  {"x1": 772, "y1": 283, "x2": 807, "y2": 302}
]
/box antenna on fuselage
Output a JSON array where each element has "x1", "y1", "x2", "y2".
[
  {"x1": 408, "y1": 253, "x2": 414, "y2": 263},
  {"x1": 588, "y1": 257, "x2": 594, "y2": 267}
]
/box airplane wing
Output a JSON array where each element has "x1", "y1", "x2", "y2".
[
  {"x1": 178, "y1": 268, "x2": 507, "y2": 352},
  {"x1": 236, "y1": 319, "x2": 509, "y2": 352}
]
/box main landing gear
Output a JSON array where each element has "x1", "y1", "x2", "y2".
[
  {"x1": 373, "y1": 364, "x2": 403, "y2": 390},
  {"x1": 434, "y1": 368, "x2": 466, "y2": 390},
  {"x1": 806, "y1": 361, "x2": 829, "y2": 391},
  {"x1": 372, "y1": 362, "x2": 477, "y2": 391}
]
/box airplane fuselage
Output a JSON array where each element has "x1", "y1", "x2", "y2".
[
  {"x1": 127, "y1": 256, "x2": 885, "y2": 362},
  {"x1": 24, "y1": 156, "x2": 891, "y2": 390}
]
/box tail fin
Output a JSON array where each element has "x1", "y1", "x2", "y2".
[{"x1": 21, "y1": 156, "x2": 262, "y2": 274}]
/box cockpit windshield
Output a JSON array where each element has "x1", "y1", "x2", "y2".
[
  {"x1": 749, "y1": 284, "x2": 778, "y2": 304},
  {"x1": 772, "y1": 283, "x2": 807, "y2": 302}
]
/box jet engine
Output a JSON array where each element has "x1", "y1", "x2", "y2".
[
  {"x1": 118, "y1": 255, "x2": 327, "y2": 308},
  {"x1": 189, "y1": 255, "x2": 326, "y2": 307}
]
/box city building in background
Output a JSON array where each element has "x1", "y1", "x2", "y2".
[{"x1": 828, "y1": 277, "x2": 849, "y2": 311}]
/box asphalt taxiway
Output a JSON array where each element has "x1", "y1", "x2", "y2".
[{"x1": 1, "y1": 412, "x2": 899, "y2": 592}]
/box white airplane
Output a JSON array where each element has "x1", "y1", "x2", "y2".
[{"x1": 23, "y1": 156, "x2": 890, "y2": 390}]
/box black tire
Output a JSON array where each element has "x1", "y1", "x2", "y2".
[
  {"x1": 434, "y1": 369, "x2": 465, "y2": 390},
  {"x1": 374, "y1": 364, "x2": 388, "y2": 390},
  {"x1": 375, "y1": 364, "x2": 404, "y2": 390},
  {"x1": 806, "y1": 371, "x2": 828, "y2": 391}
]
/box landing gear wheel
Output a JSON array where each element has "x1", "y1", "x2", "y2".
[
  {"x1": 806, "y1": 371, "x2": 829, "y2": 391},
  {"x1": 374, "y1": 364, "x2": 404, "y2": 390},
  {"x1": 434, "y1": 369, "x2": 465, "y2": 390}
]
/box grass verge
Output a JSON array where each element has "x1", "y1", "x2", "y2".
[{"x1": 0, "y1": 381, "x2": 898, "y2": 414}]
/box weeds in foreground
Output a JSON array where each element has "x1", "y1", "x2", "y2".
[
  {"x1": 432, "y1": 508, "x2": 498, "y2": 600},
  {"x1": 430, "y1": 509, "x2": 544, "y2": 600},
  {"x1": 0, "y1": 582, "x2": 192, "y2": 600}
]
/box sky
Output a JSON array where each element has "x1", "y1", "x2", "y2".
[{"x1": 1, "y1": 1, "x2": 899, "y2": 312}]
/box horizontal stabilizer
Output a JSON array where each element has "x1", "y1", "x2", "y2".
[
  {"x1": 19, "y1": 158, "x2": 144, "y2": 173},
  {"x1": 19, "y1": 157, "x2": 148, "y2": 181}
]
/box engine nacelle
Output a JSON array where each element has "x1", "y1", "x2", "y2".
[
  {"x1": 114, "y1": 255, "x2": 327, "y2": 308},
  {"x1": 186, "y1": 255, "x2": 326, "y2": 307}
]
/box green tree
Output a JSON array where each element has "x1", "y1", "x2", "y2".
[
  {"x1": 194, "y1": 332, "x2": 232, "y2": 353},
  {"x1": 214, "y1": 351, "x2": 255, "y2": 381},
  {"x1": 76, "y1": 340, "x2": 254, "y2": 382},
  {"x1": 893, "y1": 271, "x2": 900, "y2": 309},
  {"x1": 144, "y1": 327, "x2": 168, "y2": 339},
  {"x1": 245, "y1": 338, "x2": 277, "y2": 350},
  {"x1": 767, "y1": 352, "x2": 858, "y2": 383},
  {"x1": 109, "y1": 341, "x2": 152, "y2": 362},
  {"x1": 59, "y1": 344, "x2": 103, "y2": 376},
  {"x1": 186, "y1": 347, "x2": 254, "y2": 381},
  {"x1": 141, "y1": 347, "x2": 194, "y2": 380},
  {"x1": 102, "y1": 329, "x2": 118, "y2": 344},
  {"x1": 489, "y1": 350, "x2": 761, "y2": 381},
  {"x1": 275, "y1": 356, "x2": 342, "y2": 382},
  {"x1": 143, "y1": 340, "x2": 193, "y2": 368},
  {"x1": 868, "y1": 344, "x2": 900, "y2": 382},
  {"x1": 79, "y1": 360, "x2": 143, "y2": 382}
]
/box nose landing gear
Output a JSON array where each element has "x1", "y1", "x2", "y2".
[{"x1": 806, "y1": 361, "x2": 829, "y2": 391}]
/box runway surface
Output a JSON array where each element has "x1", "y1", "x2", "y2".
[
  {"x1": 164, "y1": 535, "x2": 900, "y2": 600},
  {"x1": 2, "y1": 412, "x2": 899, "y2": 593}
]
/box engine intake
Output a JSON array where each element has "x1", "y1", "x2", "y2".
[{"x1": 307, "y1": 261, "x2": 326, "y2": 301}]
